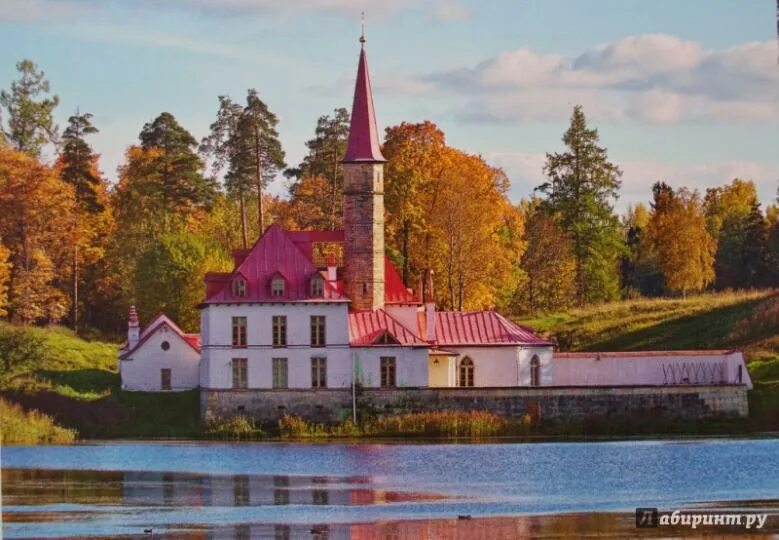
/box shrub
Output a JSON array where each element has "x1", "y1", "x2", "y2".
[
  {"x1": 204, "y1": 415, "x2": 264, "y2": 440},
  {"x1": 0, "y1": 398, "x2": 77, "y2": 445},
  {"x1": 0, "y1": 325, "x2": 44, "y2": 382}
]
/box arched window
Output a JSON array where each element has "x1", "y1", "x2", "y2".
[
  {"x1": 232, "y1": 277, "x2": 246, "y2": 298},
  {"x1": 459, "y1": 357, "x2": 474, "y2": 387},
  {"x1": 530, "y1": 355, "x2": 540, "y2": 387},
  {"x1": 310, "y1": 275, "x2": 324, "y2": 297}
]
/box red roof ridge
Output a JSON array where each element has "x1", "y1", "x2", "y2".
[
  {"x1": 121, "y1": 313, "x2": 200, "y2": 359},
  {"x1": 555, "y1": 350, "x2": 741, "y2": 358},
  {"x1": 348, "y1": 308, "x2": 426, "y2": 346}
]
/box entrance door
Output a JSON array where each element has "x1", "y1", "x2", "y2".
[{"x1": 161, "y1": 368, "x2": 171, "y2": 391}]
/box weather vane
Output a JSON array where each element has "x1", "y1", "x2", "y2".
[{"x1": 360, "y1": 11, "x2": 366, "y2": 45}]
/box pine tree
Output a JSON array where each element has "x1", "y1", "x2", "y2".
[
  {"x1": 741, "y1": 200, "x2": 770, "y2": 288},
  {"x1": 0, "y1": 59, "x2": 59, "y2": 156},
  {"x1": 58, "y1": 111, "x2": 106, "y2": 330},
  {"x1": 286, "y1": 108, "x2": 350, "y2": 230},
  {"x1": 139, "y1": 112, "x2": 216, "y2": 218},
  {"x1": 233, "y1": 90, "x2": 285, "y2": 235},
  {"x1": 537, "y1": 105, "x2": 624, "y2": 304}
]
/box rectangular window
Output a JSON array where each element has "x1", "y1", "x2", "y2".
[
  {"x1": 380, "y1": 357, "x2": 396, "y2": 388},
  {"x1": 271, "y1": 278, "x2": 285, "y2": 297},
  {"x1": 232, "y1": 316, "x2": 247, "y2": 347},
  {"x1": 161, "y1": 368, "x2": 171, "y2": 390},
  {"x1": 310, "y1": 316, "x2": 326, "y2": 347},
  {"x1": 310, "y1": 276, "x2": 324, "y2": 297},
  {"x1": 272, "y1": 358, "x2": 288, "y2": 389},
  {"x1": 272, "y1": 315, "x2": 287, "y2": 347},
  {"x1": 311, "y1": 357, "x2": 327, "y2": 388},
  {"x1": 232, "y1": 278, "x2": 246, "y2": 298},
  {"x1": 232, "y1": 358, "x2": 248, "y2": 389}
]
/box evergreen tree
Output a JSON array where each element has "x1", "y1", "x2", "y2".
[
  {"x1": 0, "y1": 59, "x2": 59, "y2": 156},
  {"x1": 139, "y1": 112, "x2": 216, "y2": 216},
  {"x1": 60, "y1": 111, "x2": 103, "y2": 212},
  {"x1": 58, "y1": 111, "x2": 106, "y2": 330},
  {"x1": 200, "y1": 96, "x2": 248, "y2": 245},
  {"x1": 232, "y1": 89, "x2": 285, "y2": 236},
  {"x1": 536, "y1": 105, "x2": 624, "y2": 304},
  {"x1": 741, "y1": 200, "x2": 770, "y2": 288},
  {"x1": 285, "y1": 108, "x2": 350, "y2": 230}
]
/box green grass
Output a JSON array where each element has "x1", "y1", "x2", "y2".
[
  {"x1": 0, "y1": 397, "x2": 77, "y2": 445},
  {"x1": 0, "y1": 322, "x2": 200, "y2": 440}
]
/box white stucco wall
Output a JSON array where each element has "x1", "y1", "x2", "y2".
[
  {"x1": 120, "y1": 326, "x2": 200, "y2": 391},
  {"x1": 553, "y1": 351, "x2": 752, "y2": 388},
  {"x1": 352, "y1": 347, "x2": 428, "y2": 387},
  {"x1": 434, "y1": 345, "x2": 554, "y2": 387},
  {"x1": 200, "y1": 302, "x2": 354, "y2": 389}
]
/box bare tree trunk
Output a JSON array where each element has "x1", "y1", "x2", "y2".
[
  {"x1": 239, "y1": 192, "x2": 248, "y2": 248},
  {"x1": 330, "y1": 147, "x2": 338, "y2": 230},
  {"x1": 72, "y1": 245, "x2": 78, "y2": 332},
  {"x1": 402, "y1": 220, "x2": 410, "y2": 286},
  {"x1": 255, "y1": 131, "x2": 264, "y2": 234}
]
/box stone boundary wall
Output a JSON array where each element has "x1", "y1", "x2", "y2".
[{"x1": 200, "y1": 385, "x2": 749, "y2": 424}]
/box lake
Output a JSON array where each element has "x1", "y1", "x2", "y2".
[{"x1": 3, "y1": 438, "x2": 779, "y2": 538}]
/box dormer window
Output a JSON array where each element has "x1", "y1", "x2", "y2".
[
  {"x1": 271, "y1": 278, "x2": 285, "y2": 297},
  {"x1": 310, "y1": 275, "x2": 324, "y2": 297},
  {"x1": 232, "y1": 278, "x2": 246, "y2": 298}
]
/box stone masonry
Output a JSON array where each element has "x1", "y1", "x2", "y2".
[
  {"x1": 200, "y1": 385, "x2": 749, "y2": 425},
  {"x1": 343, "y1": 162, "x2": 385, "y2": 310}
]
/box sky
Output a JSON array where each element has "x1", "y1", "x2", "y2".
[{"x1": 1, "y1": 0, "x2": 777, "y2": 211}]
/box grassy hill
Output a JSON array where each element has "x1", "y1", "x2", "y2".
[
  {"x1": 1, "y1": 289, "x2": 778, "y2": 444},
  {"x1": 0, "y1": 322, "x2": 199, "y2": 442},
  {"x1": 516, "y1": 289, "x2": 779, "y2": 431}
]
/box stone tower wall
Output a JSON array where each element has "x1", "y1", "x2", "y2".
[{"x1": 343, "y1": 162, "x2": 385, "y2": 310}]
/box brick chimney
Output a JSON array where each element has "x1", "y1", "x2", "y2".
[
  {"x1": 128, "y1": 305, "x2": 140, "y2": 349},
  {"x1": 424, "y1": 270, "x2": 436, "y2": 342}
]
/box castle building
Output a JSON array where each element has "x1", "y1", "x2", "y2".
[{"x1": 118, "y1": 36, "x2": 752, "y2": 423}]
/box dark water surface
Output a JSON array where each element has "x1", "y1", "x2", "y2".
[{"x1": 2, "y1": 438, "x2": 779, "y2": 538}]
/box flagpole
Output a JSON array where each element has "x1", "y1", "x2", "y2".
[{"x1": 352, "y1": 352, "x2": 357, "y2": 423}]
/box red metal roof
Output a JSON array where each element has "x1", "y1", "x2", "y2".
[
  {"x1": 204, "y1": 224, "x2": 348, "y2": 304},
  {"x1": 349, "y1": 309, "x2": 427, "y2": 346},
  {"x1": 120, "y1": 313, "x2": 201, "y2": 359},
  {"x1": 424, "y1": 311, "x2": 551, "y2": 346},
  {"x1": 383, "y1": 256, "x2": 418, "y2": 304},
  {"x1": 343, "y1": 45, "x2": 386, "y2": 163}
]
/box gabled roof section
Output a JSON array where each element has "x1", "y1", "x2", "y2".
[
  {"x1": 120, "y1": 313, "x2": 201, "y2": 359},
  {"x1": 349, "y1": 309, "x2": 427, "y2": 347},
  {"x1": 384, "y1": 256, "x2": 419, "y2": 304},
  {"x1": 205, "y1": 223, "x2": 348, "y2": 304},
  {"x1": 424, "y1": 311, "x2": 552, "y2": 347},
  {"x1": 343, "y1": 45, "x2": 386, "y2": 163}
]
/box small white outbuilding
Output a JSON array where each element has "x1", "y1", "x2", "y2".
[{"x1": 119, "y1": 307, "x2": 201, "y2": 392}]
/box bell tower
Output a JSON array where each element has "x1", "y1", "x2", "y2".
[{"x1": 342, "y1": 30, "x2": 386, "y2": 311}]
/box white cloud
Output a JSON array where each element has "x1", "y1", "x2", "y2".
[
  {"x1": 421, "y1": 35, "x2": 779, "y2": 125},
  {"x1": 0, "y1": 0, "x2": 96, "y2": 22},
  {"x1": 432, "y1": 1, "x2": 471, "y2": 22}
]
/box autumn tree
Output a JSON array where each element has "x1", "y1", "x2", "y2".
[
  {"x1": 0, "y1": 146, "x2": 76, "y2": 324},
  {"x1": 513, "y1": 200, "x2": 576, "y2": 313},
  {"x1": 0, "y1": 242, "x2": 10, "y2": 317},
  {"x1": 0, "y1": 59, "x2": 59, "y2": 156},
  {"x1": 537, "y1": 105, "x2": 623, "y2": 305},
  {"x1": 620, "y1": 203, "x2": 662, "y2": 296},
  {"x1": 285, "y1": 108, "x2": 350, "y2": 230},
  {"x1": 645, "y1": 183, "x2": 716, "y2": 296},
  {"x1": 704, "y1": 179, "x2": 767, "y2": 289},
  {"x1": 383, "y1": 121, "x2": 447, "y2": 285}
]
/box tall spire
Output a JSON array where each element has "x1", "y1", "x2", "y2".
[{"x1": 343, "y1": 22, "x2": 386, "y2": 163}]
